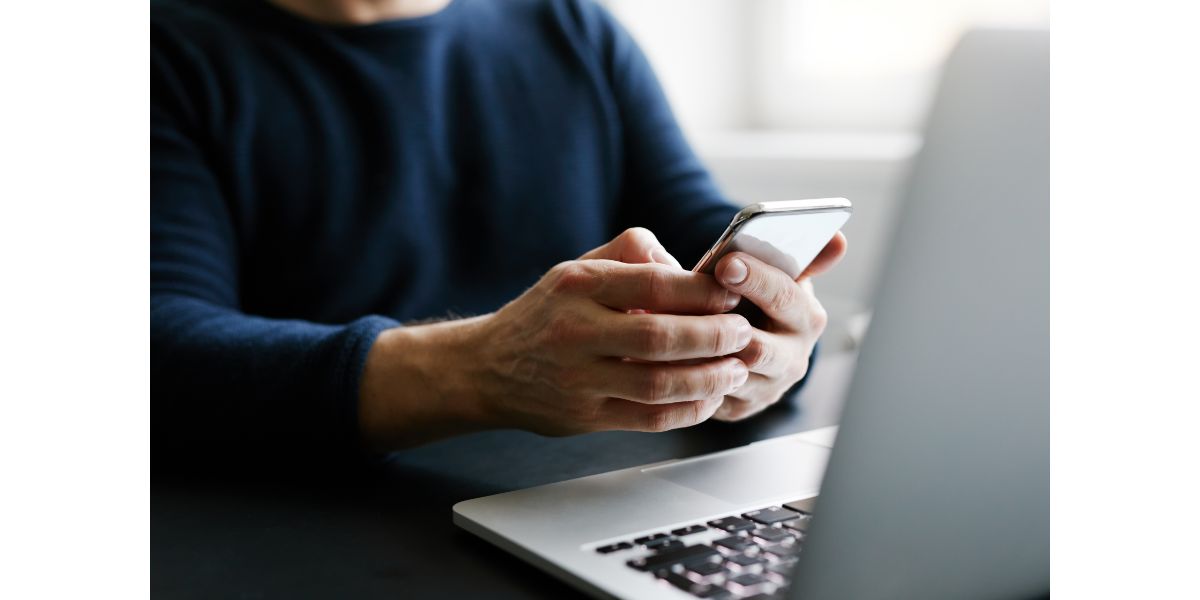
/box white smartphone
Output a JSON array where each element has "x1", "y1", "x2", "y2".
[{"x1": 694, "y1": 198, "x2": 852, "y2": 278}]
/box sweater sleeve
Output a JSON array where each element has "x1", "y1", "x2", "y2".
[
  {"x1": 151, "y1": 41, "x2": 398, "y2": 464},
  {"x1": 570, "y1": 0, "x2": 740, "y2": 267}
]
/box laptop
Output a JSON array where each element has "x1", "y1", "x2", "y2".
[{"x1": 454, "y1": 28, "x2": 1049, "y2": 600}]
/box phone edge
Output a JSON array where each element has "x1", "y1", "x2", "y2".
[{"x1": 692, "y1": 198, "x2": 853, "y2": 274}]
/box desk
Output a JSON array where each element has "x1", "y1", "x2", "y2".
[{"x1": 152, "y1": 352, "x2": 857, "y2": 598}]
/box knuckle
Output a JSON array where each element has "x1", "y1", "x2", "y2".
[
  {"x1": 718, "y1": 316, "x2": 750, "y2": 354},
  {"x1": 622, "y1": 227, "x2": 654, "y2": 244},
  {"x1": 644, "y1": 368, "x2": 673, "y2": 403},
  {"x1": 644, "y1": 406, "x2": 677, "y2": 432},
  {"x1": 808, "y1": 303, "x2": 829, "y2": 333},
  {"x1": 686, "y1": 400, "x2": 706, "y2": 427},
  {"x1": 613, "y1": 227, "x2": 653, "y2": 258},
  {"x1": 700, "y1": 368, "x2": 723, "y2": 398},
  {"x1": 634, "y1": 319, "x2": 673, "y2": 357},
  {"x1": 548, "y1": 261, "x2": 595, "y2": 295},
  {"x1": 710, "y1": 287, "x2": 736, "y2": 313},
  {"x1": 745, "y1": 339, "x2": 772, "y2": 370},
  {"x1": 547, "y1": 260, "x2": 575, "y2": 280},
  {"x1": 710, "y1": 319, "x2": 730, "y2": 355},
  {"x1": 724, "y1": 401, "x2": 754, "y2": 421},
  {"x1": 715, "y1": 399, "x2": 740, "y2": 421},
  {"x1": 641, "y1": 265, "x2": 669, "y2": 305},
  {"x1": 769, "y1": 281, "x2": 801, "y2": 314}
]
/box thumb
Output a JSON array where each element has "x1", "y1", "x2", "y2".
[{"x1": 579, "y1": 227, "x2": 682, "y2": 268}]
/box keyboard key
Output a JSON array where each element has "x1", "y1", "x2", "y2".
[
  {"x1": 761, "y1": 543, "x2": 801, "y2": 560},
  {"x1": 596, "y1": 541, "x2": 633, "y2": 554},
  {"x1": 783, "y1": 497, "x2": 817, "y2": 515},
  {"x1": 645, "y1": 537, "x2": 680, "y2": 551},
  {"x1": 671, "y1": 524, "x2": 708, "y2": 537},
  {"x1": 726, "y1": 553, "x2": 766, "y2": 572},
  {"x1": 751, "y1": 527, "x2": 794, "y2": 544},
  {"x1": 781, "y1": 517, "x2": 810, "y2": 533},
  {"x1": 741, "y1": 593, "x2": 784, "y2": 600},
  {"x1": 627, "y1": 544, "x2": 720, "y2": 572},
  {"x1": 712, "y1": 536, "x2": 756, "y2": 554},
  {"x1": 767, "y1": 557, "x2": 797, "y2": 572},
  {"x1": 765, "y1": 559, "x2": 797, "y2": 584},
  {"x1": 659, "y1": 569, "x2": 702, "y2": 593},
  {"x1": 766, "y1": 558, "x2": 797, "y2": 574},
  {"x1": 685, "y1": 561, "x2": 727, "y2": 582},
  {"x1": 743, "y1": 507, "x2": 801, "y2": 525},
  {"x1": 692, "y1": 586, "x2": 733, "y2": 599},
  {"x1": 726, "y1": 572, "x2": 773, "y2": 595},
  {"x1": 662, "y1": 570, "x2": 734, "y2": 600},
  {"x1": 708, "y1": 516, "x2": 756, "y2": 533},
  {"x1": 634, "y1": 532, "x2": 670, "y2": 545}
]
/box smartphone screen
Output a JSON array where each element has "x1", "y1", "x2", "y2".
[{"x1": 694, "y1": 201, "x2": 852, "y2": 279}]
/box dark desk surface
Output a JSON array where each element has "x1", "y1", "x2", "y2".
[{"x1": 152, "y1": 352, "x2": 856, "y2": 599}]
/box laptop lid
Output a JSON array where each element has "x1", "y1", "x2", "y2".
[{"x1": 791, "y1": 29, "x2": 1049, "y2": 600}]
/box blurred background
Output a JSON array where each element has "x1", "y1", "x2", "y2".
[{"x1": 606, "y1": 0, "x2": 1048, "y2": 350}]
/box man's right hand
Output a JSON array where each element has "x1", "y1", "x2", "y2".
[{"x1": 359, "y1": 229, "x2": 752, "y2": 449}]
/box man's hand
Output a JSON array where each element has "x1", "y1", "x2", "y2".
[
  {"x1": 711, "y1": 232, "x2": 848, "y2": 421},
  {"x1": 359, "y1": 229, "x2": 751, "y2": 448}
]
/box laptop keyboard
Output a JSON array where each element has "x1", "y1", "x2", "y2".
[{"x1": 592, "y1": 497, "x2": 817, "y2": 600}]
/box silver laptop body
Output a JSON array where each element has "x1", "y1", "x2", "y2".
[{"x1": 453, "y1": 28, "x2": 1049, "y2": 600}]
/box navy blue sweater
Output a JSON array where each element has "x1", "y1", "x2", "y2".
[{"x1": 152, "y1": 0, "x2": 741, "y2": 462}]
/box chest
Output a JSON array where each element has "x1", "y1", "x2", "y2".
[{"x1": 209, "y1": 34, "x2": 622, "y2": 317}]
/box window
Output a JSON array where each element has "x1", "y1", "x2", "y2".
[{"x1": 607, "y1": 0, "x2": 1049, "y2": 133}]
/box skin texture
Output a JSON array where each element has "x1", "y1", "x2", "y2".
[
  {"x1": 359, "y1": 228, "x2": 847, "y2": 450},
  {"x1": 714, "y1": 232, "x2": 848, "y2": 421}
]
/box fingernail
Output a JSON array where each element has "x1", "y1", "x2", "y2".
[
  {"x1": 651, "y1": 246, "x2": 682, "y2": 269},
  {"x1": 722, "y1": 291, "x2": 740, "y2": 311},
  {"x1": 722, "y1": 258, "x2": 748, "y2": 285},
  {"x1": 736, "y1": 320, "x2": 752, "y2": 349}
]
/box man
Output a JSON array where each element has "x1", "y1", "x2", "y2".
[{"x1": 151, "y1": 0, "x2": 847, "y2": 463}]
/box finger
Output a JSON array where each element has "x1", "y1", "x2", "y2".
[
  {"x1": 597, "y1": 311, "x2": 753, "y2": 361},
  {"x1": 733, "y1": 330, "x2": 792, "y2": 377},
  {"x1": 578, "y1": 227, "x2": 682, "y2": 268},
  {"x1": 586, "y1": 356, "x2": 749, "y2": 405},
  {"x1": 713, "y1": 397, "x2": 765, "y2": 422},
  {"x1": 716, "y1": 252, "x2": 819, "y2": 327},
  {"x1": 569, "y1": 260, "x2": 739, "y2": 314},
  {"x1": 713, "y1": 379, "x2": 777, "y2": 421},
  {"x1": 599, "y1": 395, "x2": 725, "y2": 432},
  {"x1": 799, "y1": 231, "x2": 848, "y2": 279}
]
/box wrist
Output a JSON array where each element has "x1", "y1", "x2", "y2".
[{"x1": 358, "y1": 315, "x2": 494, "y2": 450}]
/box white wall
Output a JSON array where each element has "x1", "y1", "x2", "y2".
[{"x1": 604, "y1": 0, "x2": 756, "y2": 132}]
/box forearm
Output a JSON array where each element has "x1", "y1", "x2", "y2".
[
  {"x1": 357, "y1": 315, "x2": 497, "y2": 450},
  {"x1": 362, "y1": 237, "x2": 760, "y2": 446}
]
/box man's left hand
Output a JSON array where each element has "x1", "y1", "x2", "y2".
[{"x1": 711, "y1": 232, "x2": 848, "y2": 421}]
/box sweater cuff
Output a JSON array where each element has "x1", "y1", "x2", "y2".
[{"x1": 329, "y1": 315, "x2": 401, "y2": 456}]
